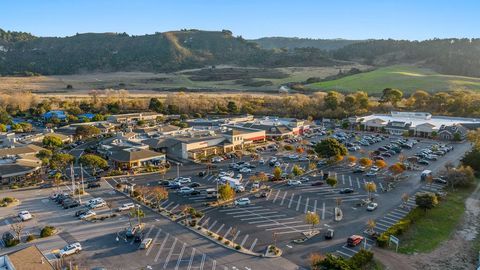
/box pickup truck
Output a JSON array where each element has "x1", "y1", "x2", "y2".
[{"x1": 117, "y1": 203, "x2": 136, "y2": 211}]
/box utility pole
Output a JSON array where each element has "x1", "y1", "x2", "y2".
[
  {"x1": 176, "y1": 162, "x2": 180, "y2": 179},
  {"x1": 70, "y1": 163, "x2": 75, "y2": 195},
  {"x1": 79, "y1": 164, "x2": 85, "y2": 204},
  {"x1": 137, "y1": 204, "x2": 141, "y2": 225}
]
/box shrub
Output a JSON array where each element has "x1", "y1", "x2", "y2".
[
  {"x1": 376, "y1": 234, "x2": 389, "y2": 247},
  {"x1": 235, "y1": 245, "x2": 241, "y2": 250},
  {"x1": 26, "y1": 234, "x2": 36, "y2": 242},
  {"x1": 5, "y1": 239, "x2": 20, "y2": 247},
  {"x1": 132, "y1": 190, "x2": 140, "y2": 198},
  {"x1": 207, "y1": 232, "x2": 213, "y2": 236},
  {"x1": 224, "y1": 240, "x2": 230, "y2": 245},
  {"x1": 349, "y1": 249, "x2": 374, "y2": 269},
  {"x1": 284, "y1": 145, "x2": 294, "y2": 151},
  {"x1": 40, "y1": 226, "x2": 56, "y2": 238},
  {"x1": 2, "y1": 197, "x2": 14, "y2": 203},
  {"x1": 217, "y1": 236, "x2": 223, "y2": 241},
  {"x1": 189, "y1": 220, "x2": 197, "y2": 227},
  {"x1": 116, "y1": 183, "x2": 122, "y2": 189},
  {"x1": 9, "y1": 185, "x2": 19, "y2": 190}
]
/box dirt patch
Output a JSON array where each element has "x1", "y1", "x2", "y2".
[{"x1": 375, "y1": 184, "x2": 480, "y2": 270}]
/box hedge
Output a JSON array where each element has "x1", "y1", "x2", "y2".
[
  {"x1": 376, "y1": 208, "x2": 420, "y2": 247},
  {"x1": 40, "y1": 226, "x2": 56, "y2": 238}
]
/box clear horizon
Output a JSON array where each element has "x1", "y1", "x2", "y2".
[{"x1": 1, "y1": 0, "x2": 480, "y2": 40}]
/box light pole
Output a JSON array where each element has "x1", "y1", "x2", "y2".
[
  {"x1": 136, "y1": 205, "x2": 141, "y2": 225},
  {"x1": 176, "y1": 162, "x2": 180, "y2": 179}
]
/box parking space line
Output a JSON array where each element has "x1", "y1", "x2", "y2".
[
  {"x1": 201, "y1": 217, "x2": 210, "y2": 227},
  {"x1": 249, "y1": 238, "x2": 258, "y2": 251},
  {"x1": 240, "y1": 234, "x2": 249, "y2": 246},
  {"x1": 164, "y1": 201, "x2": 174, "y2": 209},
  {"x1": 304, "y1": 197, "x2": 310, "y2": 213},
  {"x1": 356, "y1": 178, "x2": 361, "y2": 189},
  {"x1": 322, "y1": 202, "x2": 325, "y2": 220},
  {"x1": 227, "y1": 209, "x2": 272, "y2": 215},
  {"x1": 208, "y1": 220, "x2": 218, "y2": 231},
  {"x1": 240, "y1": 214, "x2": 286, "y2": 221},
  {"x1": 280, "y1": 192, "x2": 287, "y2": 206},
  {"x1": 288, "y1": 193, "x2": 294, "y2": 208},
  {"x1": 170, "y1": 204, "x2": 180, "y2": 212},
  {"x1": 155, "y1": 233, "x2": 170, "y2": 262},
  {"x1": 296, "y1": 196, "x2": 302, "y2": 211},
  {"x1": 213, "y1": 223, "x2": 225, "y2": 234},
  {"x1": 248, "y1": 217, "x2": 295, "y2": 224},
  {"x1": 379, "y1": 219, "x2": 397, "y2": 226},
  {"x1": 219, "y1": 206, "x2": 263, "y2": 212},
  {"x1": 232, "y1": 230, "x2": 241, "y2": 242},
  {"x1": 256, "y1": 220, "x2": 303, "y2": 227},
  {"x1": 199, "y1": 254, "x2": 206, "y2": 270},
  {"x1": 383, "y1": 216, "x2": 398, "y2": 223},
  {"x1": 272, "y1": 190, "x2": 281, "y2": 203},
  {"x1": 379, "y1": 182, "x2": 384, "y2": 190},
  {"x1": 146, "y1": 229, "x2": 162, "y2": 256},
  {"x1": 174, "y1": 243, "x2": 186, "y2": 270},
  {"x1": 212, "y1": 260, "x2": 216, "y2": 270},
  {"x1": 266, "y1": 190, "x2": 273, "y2": 200},
  {"x1": 395, "y1": 208, "x2": 409, "y2": 214},
  {"x1": 313, "y1": 200, "x2": 317, "y2": 213},
  {"x1": 349, "y1": 176, "x2": 352, "y2": 187},
  {"x1": 265, "y1": 224, "x2": 311, "y2": 231},
  {"x1": 275, "y1": 230, "x2": 308, "y2": 235},
  {"x1": 376, "y1": 223, "x2": 390, "y2": 229},
  {"x1": 163, "y1": 238, "x2": 177, "y2": 269},
  {"x1": 233, "y1": 211, "x2": 278, "y2": 218},
  {"x1": 337, "y1": 250, "x2": 353, "y2": 258},
  {"x1": 389, "y1": 212, "x2": 405, "y2": 219},
  {"x1": 186, "y1": 248, "x2": 196, "y2": 270},
  {"x1": 224, "y1": 227, "x2": 232, "y2": 237},
  {"x1": 342, "y1": 174, "x2": 345, "y2": 185}
]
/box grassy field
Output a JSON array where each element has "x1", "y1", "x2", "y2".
[
  {"x1": 306, "y1": 65, "x2": 480, "y2": 94},
  {"x1": 0, "y1": 64, "x2": 369, "y2": 95},
  {"x1": 398, "y1": 184, "x2": 475, "y2": 254}
]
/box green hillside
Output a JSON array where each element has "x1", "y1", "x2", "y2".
[{"x1": 306, "y1": 65, "x2": 480, "y2": 94}]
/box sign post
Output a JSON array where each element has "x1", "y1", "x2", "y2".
[{"x1": 389, "y1": 235, "x2": 400, "y2": 252}]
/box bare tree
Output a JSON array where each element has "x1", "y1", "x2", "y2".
[{"x1": 11, "y1": 222, "x2": 25, "y2": 242}]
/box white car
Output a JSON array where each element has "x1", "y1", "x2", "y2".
[
  {"x1": 274, "y1": 162, "x2": 281, "y2": 167},
  {"x1": 234, "y1": 198, "x2": 251, "y2": 206},
  {"x1": 288, "y1": 180, "x2": 302, "y2": 186},
  {"x1": 88, "y1": 201, "x2": 106, "y2": 209},
  {"x1": 259, "y1": 159, "x2": 266, "y2": 165},
  {"x1": 366, "y1": 202, "x2": 378, "y2": 211},
  {"x1": 235, "y1": 185, "x2": 245, "y2": 192},
  {"x1": 59, "y1": 242, "x2": 82, "y2": 257},
  {"x1": 176, "y1": 177, "x2": 192, "y2": 184},
  {"x1": 239, "y1": 167, "x2": 252, "y2": 173},
  {"x1": 79, "y1": 210, "x2": 96, "y2": 220},
  {"x1": 18, "y1": 211, "x2": 32, "y2": 221},
  {"x1": 252, "y1": 182, "x2": 260, "y2": 189},
  {"x1": 300, "y1": 176, "x2": 310, "y2": 182},
  {"x1": 118, "y1": 203, "x2": 136, "y2": 211},
  {"x1": 179, "y1": 187, "x2": 195, "y2": 194},
  {"x1": 370, "y1": 166, "x2": 380, "y2": 172}
]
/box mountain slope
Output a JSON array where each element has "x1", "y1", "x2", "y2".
[
  {"x1": 0, "y1": 29, "x2": 336, "y2": 75},
  {"x1": 251, "y1": 37, "x2": 362, "y2": 51}
]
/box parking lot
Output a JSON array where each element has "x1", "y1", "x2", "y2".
[{"x1": 108, "y1": 130, "x2": 471, "y2": 266}]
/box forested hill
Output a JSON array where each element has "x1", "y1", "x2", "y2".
[
  {"x1": 251, "y1": 37, "x2": 362, "y2": 51},
  {"x1": 333, "y1": 39, "x2": 480, "y2": 77},
  {"x1": 0, "y1": 29, "x2": 336, "y2": 75}
]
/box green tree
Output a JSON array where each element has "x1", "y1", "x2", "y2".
[
  {"x1": 75, "y1": 125, "x2": 101, "y2": 139},
  {"x1": 78, "y1": 154, "x2": 108, "y2": 175},
  {"x1": 318, "y1": 254, "x2": 351, "y2": 270},
  {"x1": 50, "y1": 153, "x2": 75, "y2": 172},
  {"x1": 0, "y1": 124, "x2": 6, "y2": 132},
  {"x1": 36, "y1": 149, "x2": 53, "y2": 166},
  {"x1": 218, "y1": 184, "x2": 235, "y2": 202},
  {"x1": 227, "y1": 101, "x2": 239, "y2": 114},
  {"x1": 292, "y1": 165, "x2": 304, "y2": 176},
  {"x1": 324, "y1": 91, "x2": 340, "y2": 111},
  {"x1": 42, "y1": 135, "x2": 64, "y2": 149},
  {"x1": 415, "y1": 192, "x2": 438, "y2": 213},
  {"x1": 149, "y1": 98, "x2": 164, "y2": 113},
  {"x1": 92, "y1": 114, "x2": 106, "y2": 121},
  {"x1": 314, "y1": 138, "x2": 347, "y2": 159},
  {"x1": 380, "y1": 88, "x2": 403, "y2": 106},
  {"x1": 273, "y1": 166, "x2": 282, "y2": 180},
  {"x1": 326, "y1": 177, "x2": 337, "y2": 188}
]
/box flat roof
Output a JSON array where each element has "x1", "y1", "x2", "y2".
[{"x1": 361, "y1": 113, "x2": 480, "y2": 129}]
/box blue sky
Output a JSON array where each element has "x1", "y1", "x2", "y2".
[{"x1": 1, "y1": 0, "x2": 479, "y2": 40}]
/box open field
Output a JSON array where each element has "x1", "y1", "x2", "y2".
[
  {"x1": 306, "y1": 65, "x2": 480, "y2": 94},
  {"x1": 398, "y1": 182, "x2": 476, "y2": 254},
  {"x1": 0, "y1": 65, "x2": 369, "y2": 95}
]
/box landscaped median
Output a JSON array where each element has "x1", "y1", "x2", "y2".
[{"x1": 376, "y1": 181, "x2": 477, "y2": 254}]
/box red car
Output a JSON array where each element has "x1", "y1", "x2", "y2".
[{"x1": 347, "y1": 235, "x2": 364, "y2": 247}]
